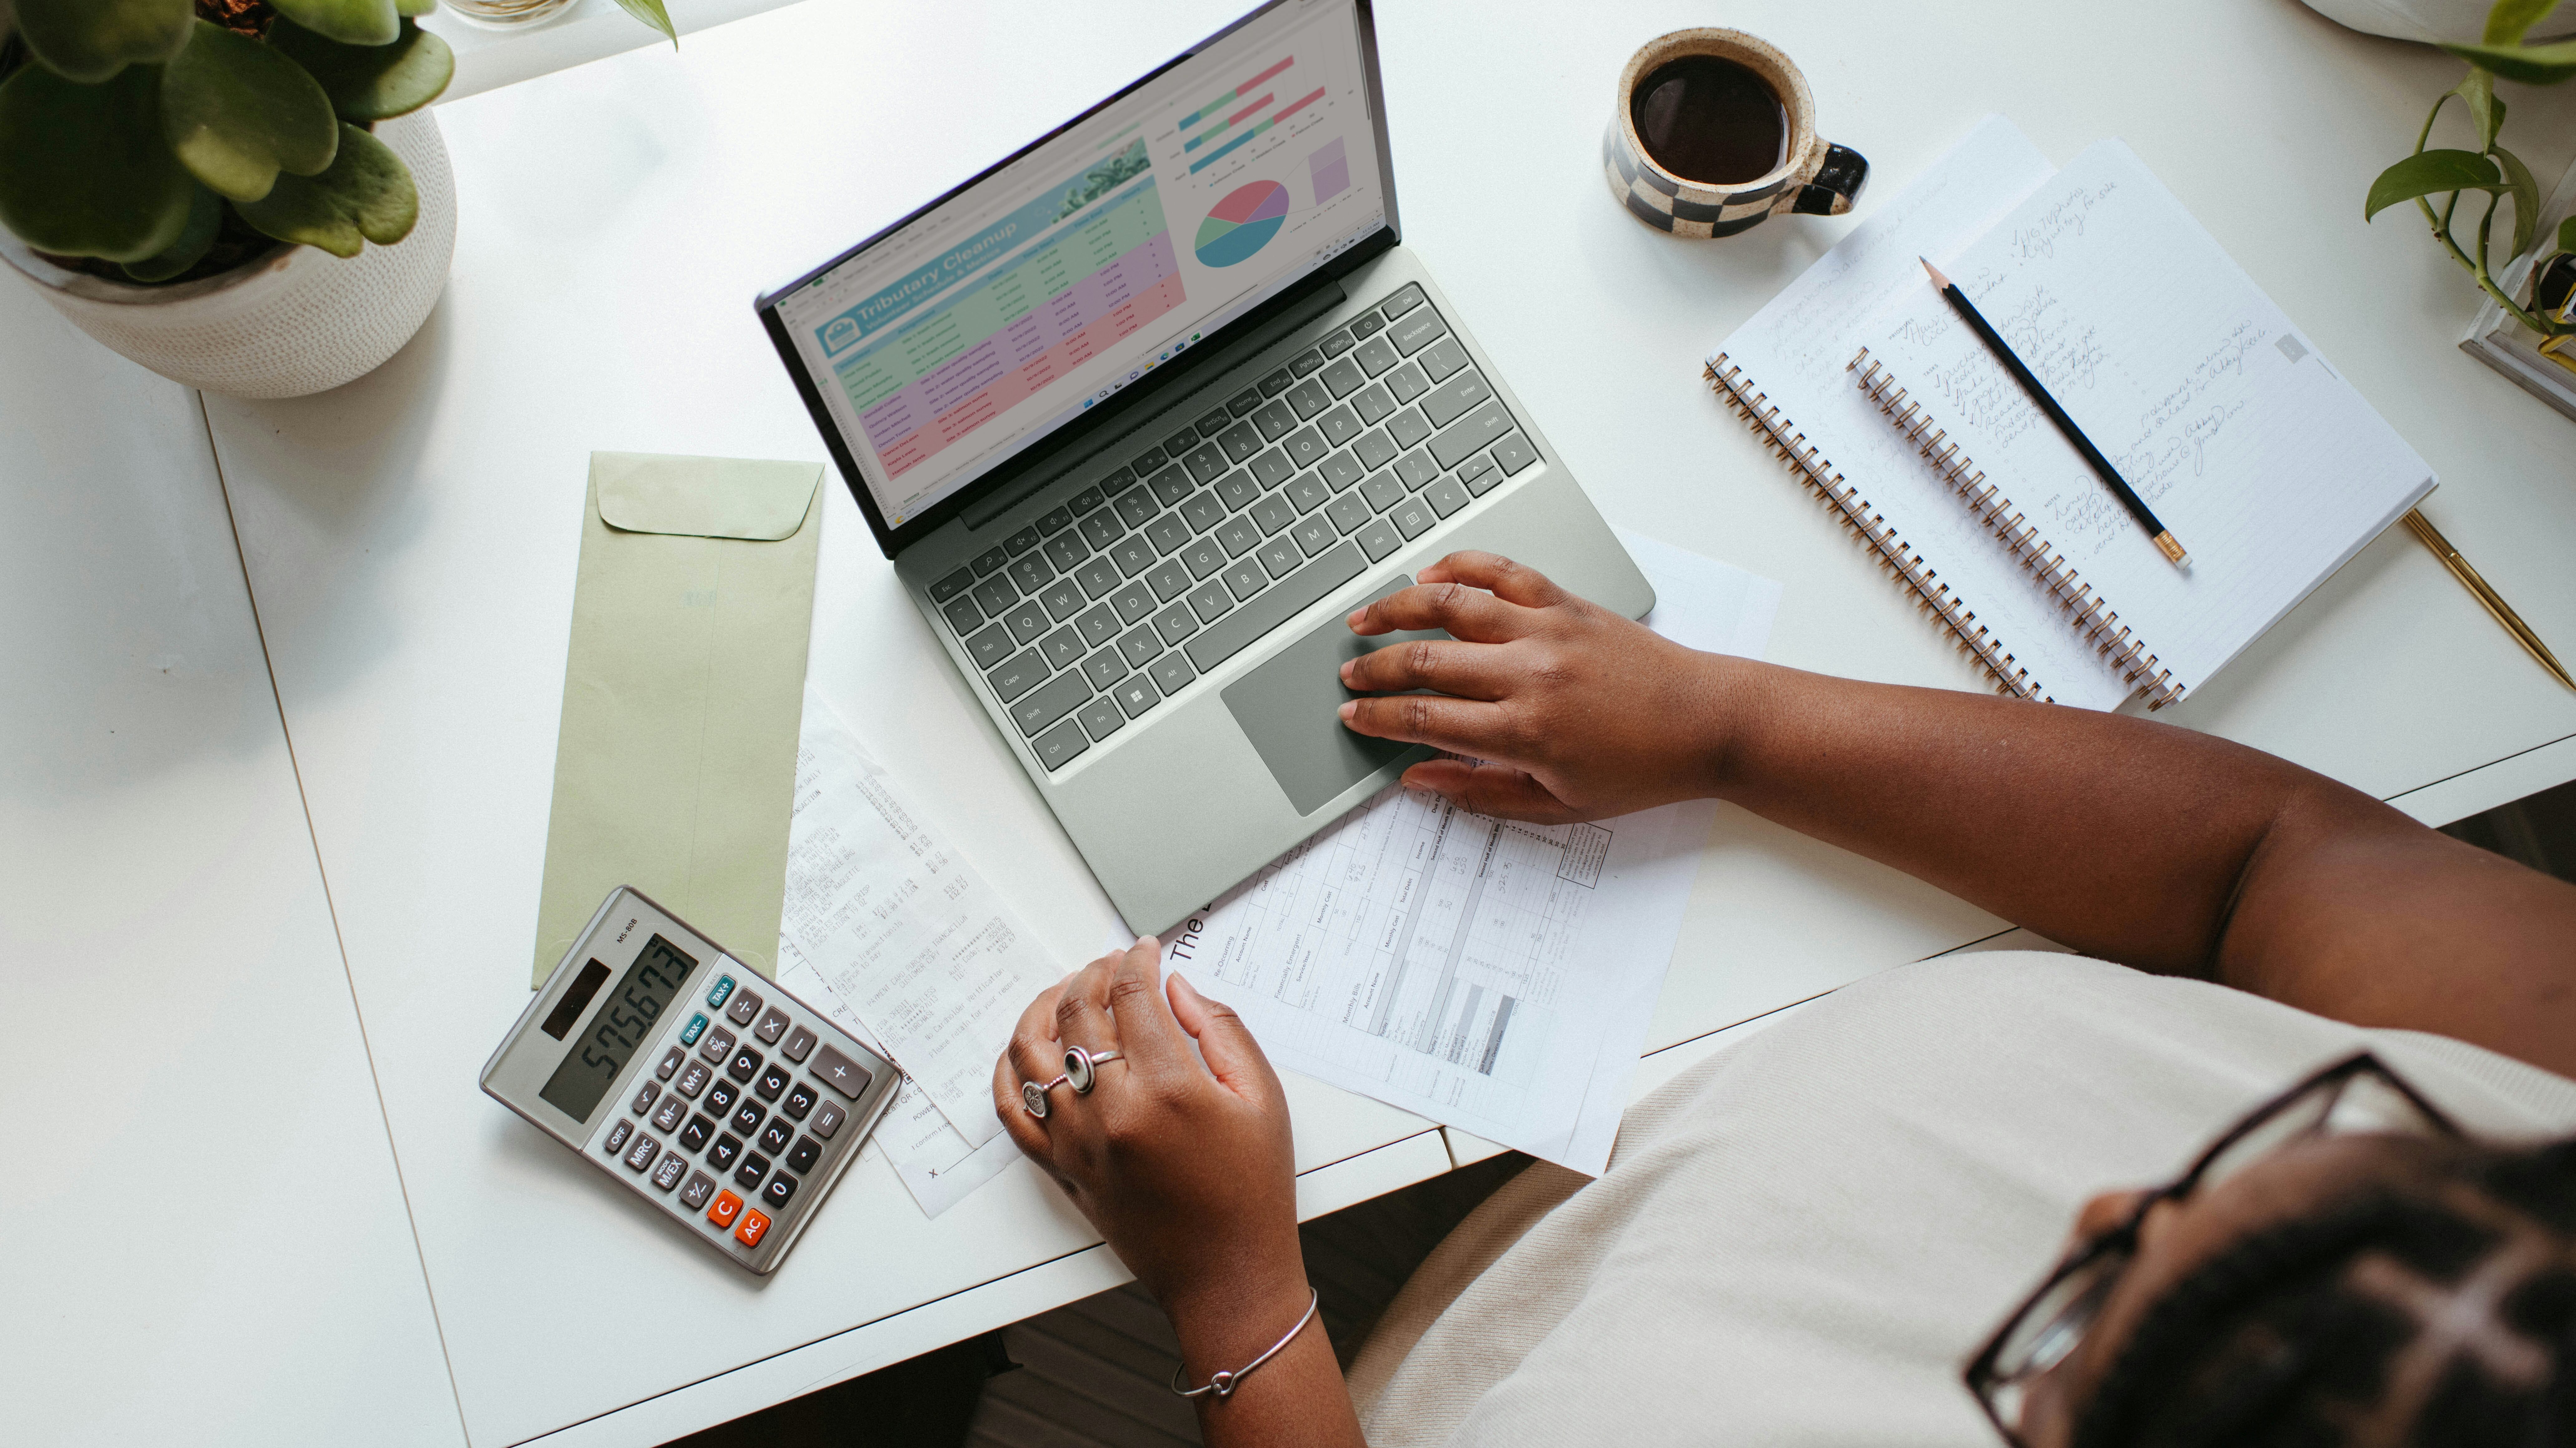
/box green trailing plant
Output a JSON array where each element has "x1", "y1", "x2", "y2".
[
  {"x1": 0, "y1": 0, "x2": 676, "y2": 286},
  {"x1": 2364, "y1": 0, "x2": 2576, "y2": 343}
]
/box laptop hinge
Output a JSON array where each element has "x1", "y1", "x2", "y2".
[{"x1": 959, "y1": 278, "x2": 1350, "y2": 531}]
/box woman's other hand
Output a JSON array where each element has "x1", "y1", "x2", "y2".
[
  {"x1": 992, "y1": 940, "x2": 1305, "y2": 1327},
  {"x1": 1338, "y1": 550, "x2": 1732, "y2": 822}
]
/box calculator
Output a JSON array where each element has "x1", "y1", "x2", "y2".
[{"x1": 481, "y1": 886, "x2": 900, "y2": 1274}]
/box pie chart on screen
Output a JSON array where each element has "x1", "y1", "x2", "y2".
[{"x1": 1194, "y1": 180, "x2": 1290, "y2": 268}]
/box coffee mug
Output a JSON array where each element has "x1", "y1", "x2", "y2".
[{"x1": 1603, "y1": 29, "x2": 1868, "y2": 239}]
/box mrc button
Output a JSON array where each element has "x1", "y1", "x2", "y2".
[{"x1": 809, "y1": 1045, "x2": 873, "y2": 1100}]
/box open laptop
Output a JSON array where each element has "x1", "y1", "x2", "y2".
[{"x1": 758, "y1": 0, "x2": 1650, "y2": 933}]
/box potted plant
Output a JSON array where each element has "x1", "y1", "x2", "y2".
[
  {"x1": 2363, "y1": 0, "x2": 2576, "y2": 369},
  {"x1": 0, "y1": 0, "x2": 463, "y2": 396}
]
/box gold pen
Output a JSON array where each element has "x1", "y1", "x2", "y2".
[{"x1": 2402, "y1": 507, "x2": 2574, "y2": 692}]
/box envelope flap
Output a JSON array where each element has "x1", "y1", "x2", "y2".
[{"x1": 592, "y1": 451, "x2": 823, "y2": 541}]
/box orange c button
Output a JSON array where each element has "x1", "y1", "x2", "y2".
[
  {"x1": 734, "y1": 1207, "x2": 771, "y2": 1249},
  {"x1": 707, "y1": 1190, "x2": 743, "y2": 1230}
]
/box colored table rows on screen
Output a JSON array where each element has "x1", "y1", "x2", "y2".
[
  {"x1": 853, "y1": 244, "x2": 1185, "y2": 479},
  {"x1": 833, "y1": 180, "x2": 1171, "y2": 410}
]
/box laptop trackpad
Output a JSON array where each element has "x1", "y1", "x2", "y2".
[{"x1": 1222, "y1": 576, "x2": 1440, "y2": 816}]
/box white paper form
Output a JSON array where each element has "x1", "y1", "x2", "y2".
[
  {"x1": 1867, "y1": 141, "x2": 2436, "y2": 698},
  {"x1": 779, "y1": 692, "x2": 1061, "y2": 1147},
  {"x1": 1161, "y1": 539, "x2": 1777, "y2": 1175},
  {"x1": 776, "y1": 942, "x2": 1021, "y2": 1218},
  {"x1": 1713, "y1": 117, "x2": 2135, "y2": 711}
]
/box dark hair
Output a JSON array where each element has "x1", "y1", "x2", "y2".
[{"x1": 2071, "y1": 1138, "x2": 2576, "y2": 1448}]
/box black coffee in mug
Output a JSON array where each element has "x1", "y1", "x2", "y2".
[{"x1": 1628, "y1": 55, "x2": 1786, "y2": 185}]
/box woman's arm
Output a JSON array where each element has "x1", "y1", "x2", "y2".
[
  {"x1": 993, "y1": 942, "x2": 1367, "y2": 1448},
  {"x1": 1336, "y1": 552, "x2": 2576, "y2": 1076}
]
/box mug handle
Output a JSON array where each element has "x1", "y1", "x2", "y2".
[{"x1": 1790, "y1": 143, "x2": 1869, "y2": 217}]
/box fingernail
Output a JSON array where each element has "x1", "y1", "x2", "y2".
[
  {"x1": 1337, "y1": 700, "x2": 1356, "y2": 721},
  {"x1": 1138, "y1": 934, "x2": 1160, "y2": 950},
  {"x1": 1346, "y1": 608, "x2": 1365, "y2": 626},
  {"x1": 1338, "y1": 660, "x2": 1354, "y2": 683}
]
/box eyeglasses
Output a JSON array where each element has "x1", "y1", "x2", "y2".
[{"x1": 1962, "y1": 1052, "x2": 2463, "y2": 1444}]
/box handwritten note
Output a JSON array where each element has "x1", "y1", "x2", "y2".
[
  {"x1": 1712, "y1": 117, "x2": 2135, "y2": 710},
  {"x1": 1869, "y1": 141, "x2": 2433, "y2": 696},
  {"x1": 779, "y1": 691, "x2": 1060, "y2": 1146}
]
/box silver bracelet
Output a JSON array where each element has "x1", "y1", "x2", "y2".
[{"x1": 1168, "y1": 1288, "x2": 1321, "y2": 1400}]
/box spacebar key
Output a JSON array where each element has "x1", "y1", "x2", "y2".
[{"x1": 1185, "y1": 542, "x2": 1365, "y2": 673}]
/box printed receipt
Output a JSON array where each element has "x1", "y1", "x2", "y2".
[
  {"x1": 779, "y1": 692, "x2": 1060, "y2": 1148},
  {"x1": 777, "y1": 940, "x2": 1021, "y2": 1218}
]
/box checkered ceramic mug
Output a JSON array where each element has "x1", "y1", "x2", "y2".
[{"x1": 1604, "y1": 29, "x2": 1867, "y2": 239}]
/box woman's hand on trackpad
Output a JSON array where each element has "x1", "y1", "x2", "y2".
[{"x1": 1337, "y1": 550, "x2": 1731, "y2": 822}]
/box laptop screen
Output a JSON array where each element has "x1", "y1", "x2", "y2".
[{"x1": 767, "y1": 0, "x2": 1391, "y2": 537}]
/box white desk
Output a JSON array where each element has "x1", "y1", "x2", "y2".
[
  {"x1": 0, "y1": 281, "x2": 459, "y2": 1442},
  {"x1": 20, "y1": 0, "x2": 2576, "y2": 1443}
]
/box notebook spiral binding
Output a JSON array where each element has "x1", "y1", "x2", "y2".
[
  {"x1": 1849, "y1": 349, "x2": 2180, "y2": 709},
  {"x1": 1703, "y1": 354, "x2": 2041, "y2": 702}
]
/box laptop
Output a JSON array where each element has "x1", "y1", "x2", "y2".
[{"x1": 758, "y1": 0, "x2": 1651, "y2": 933}]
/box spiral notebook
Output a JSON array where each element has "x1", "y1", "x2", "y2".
[{"x1": 1707, "y1": 118, "x2": 2434, "y2": 709}]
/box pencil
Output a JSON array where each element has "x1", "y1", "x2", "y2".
[
  {"x1": 2402, "y1": 508, "x2": 2575, "y2": 692},
  {"x1": 1920, "y1": 258, "x2": 2189, "y2": 568}
]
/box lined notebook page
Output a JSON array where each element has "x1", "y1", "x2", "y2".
[
  {"x1": 1869, "y1": 141, "x2": 2436, "y2": 698},
  {"x1": 1714, "y1": 118, "x2": 2134, "y2": 709}
]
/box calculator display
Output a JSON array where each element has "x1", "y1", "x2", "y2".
[{"x1": 538, "y1": 935, "x2": 697, "y2": 1120}]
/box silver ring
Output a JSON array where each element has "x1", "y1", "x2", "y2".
[
  {"x1": 1065, "y1": 1045, "x2": 1123, "y2": 1095},
  {"x1": 1020, "y1": 1073, "x2": 1070, "y2": 1118}
]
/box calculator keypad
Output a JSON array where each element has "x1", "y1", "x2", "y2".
[
  {"x1": 706, "y1": 1134, "x2": 742, "y2": 1173},
  {"x1": 680, "y1": 1172, "x2": 716, "y2": 1211},
  {"x1": 583, "y1": 962, "x2": 880, "y2": 1268},
  {"x1": 781, "y1": 1025, "x2": 818, "y2": 1063}
]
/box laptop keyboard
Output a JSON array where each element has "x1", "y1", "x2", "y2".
[{"x1": 923, "y1": 284, "x2": 1540, "y2": 775}]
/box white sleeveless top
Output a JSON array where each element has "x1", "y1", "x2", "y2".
[{"x1": 1346, "y1": 951, "x2": 2576, "y2": 1446}]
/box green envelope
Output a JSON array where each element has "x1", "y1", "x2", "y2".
[{"x1": 529, "y1": 451, "x2": 827, "y2": 986}]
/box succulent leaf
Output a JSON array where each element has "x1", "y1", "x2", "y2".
[
  {"x1": 268, "y1": 0, "x2": 401, "y2": 49},
  {"x1": 267, "y1": 17, "x2": 453, "y2": 121},
  {"x1": 236, "y1": 121, "x2": 417, "y2": 257},
  {"x1": 119, "y1": 182, "x2": 223, "y2": 281},
  {"x1": 161, "y1": 21, "x2": 341, "y2": 202},
  {"x1": 612, "y1": 0, "x2": 678, "y2": 46},
  {"x1": 13, "y1": 0, "x2": 194, "y2": 85},
  {"x1": 0, "y1": 63, "x2": 196, "y2": 261},
  {"x1": 396, "y1": 0, "x2": 440, "y2": 13}
]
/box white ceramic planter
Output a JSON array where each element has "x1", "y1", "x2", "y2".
[{"x1": 0, "y1": 109, "x2": 456, "y2": 399}]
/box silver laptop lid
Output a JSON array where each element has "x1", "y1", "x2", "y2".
[{"x1": 758, "y1": 0, "x2": 1398, "y2": 558}]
